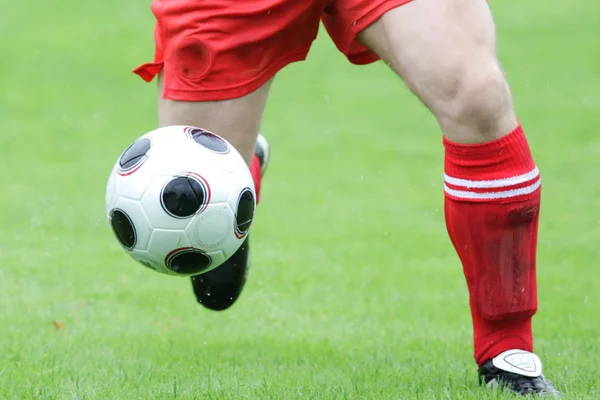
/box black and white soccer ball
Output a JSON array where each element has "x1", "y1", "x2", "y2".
[{"x1": 105, "y1": 125, "x2": 256, "y2": 276}]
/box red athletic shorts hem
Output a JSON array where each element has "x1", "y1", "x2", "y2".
[
  {"x1": 134, "y1": 0, "x2": 414, "y2": 102},
  {"x1": 135, "y1": 50, "x2": 308, "y2": 102},
  {"x1": 332, "y1": 0, "x2": 413, "y2": 65}
]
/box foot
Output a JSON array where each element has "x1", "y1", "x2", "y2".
[
  {"x1": 253, "y1": 133, "x2": 270, "y2": 176},
  {"x1": 478, "y1": 350, "x2": 561, "y2": 397},
  {"x1": 190, "y1": 134, "x2": 270, "y2": 311}
]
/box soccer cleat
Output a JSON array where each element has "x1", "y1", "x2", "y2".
[
  {"x1": 190, "y1": 134, "x2": 270, "y2": 311},
  {"x1": 254, "y1": 133, "x2": 270, "y2": 176},
  {"x1": 478, "y1": 350, "x2": 561, "y2": 397},
  {"x1": 190, "y1": 238, "x2": 251, "y2": 311}
]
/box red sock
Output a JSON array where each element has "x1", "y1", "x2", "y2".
[
  {"x1": 250, "y1": 155, "x2": 262, "y2": 205},
  {"x1": 443, "y1": 125, "x2": 540, "y2": 366}
]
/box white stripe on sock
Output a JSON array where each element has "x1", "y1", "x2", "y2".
[
  {"x1": 444, "y1": 179, "x2": 541, "y2": 200},
  {"x1": 444, "y1": 167, "x2": 539, "y2": 189}
]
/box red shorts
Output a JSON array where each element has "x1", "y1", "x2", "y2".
[{"x1": 133, "y1": 0, "x2": 412, "y2": 102}]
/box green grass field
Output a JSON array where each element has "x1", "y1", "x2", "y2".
[{"x1": 1, "y1": 1, "x2": 599, "y2": 399}]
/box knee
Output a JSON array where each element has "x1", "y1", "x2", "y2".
[{"x1": 436, "y1": 59, "x2": 516, "y2": 141}]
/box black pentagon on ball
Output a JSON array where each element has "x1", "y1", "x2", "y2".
[
  {"x1": 235, "y1": 188, "x2": 255, "y2": 236},
  {"x1": 118, "y1": 137, "x2": 151, "y2": 172},
  {"x1": 109, "y1": 209, "x2": 136, "y2": 249},
  {"x1": 190, "y1": 129, "x2": 229, "y2": 154},
  {"x1": 160, "y1": 175, "x2": 208, "y2": 218},
  {"x1": 166, "y1": 249, "x2": 212, "y2": 275}
]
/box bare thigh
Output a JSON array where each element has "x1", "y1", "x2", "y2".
[
  {"x1": 358, "y1": 0, "x2": 518, "y2": 143},
  {"x1": 157, "y1": 73, "x2": 273, "y2": 165}
]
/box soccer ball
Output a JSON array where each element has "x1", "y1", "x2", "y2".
[{"x1": 105, "y1": 125, "x2": 256, "y2": 277}]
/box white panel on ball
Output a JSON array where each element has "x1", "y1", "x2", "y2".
[
  {"x1": 185, "y1": 202, "x2": 234, "y2": 251},
  {"x1": 130, "y1": 249, "x2": 168, "y2": 274},
  {"x1": 146, "y1": 229, "x2": 191, "y2": 265}
]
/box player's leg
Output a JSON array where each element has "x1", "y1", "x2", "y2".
[
  {"x1": 158, "y1": 74, "x2": 271, "y2": 311},
  {"x1": 355, "y1": 0, "x2": 558, "y2": 396},
  {"x1": 158, "y1": 72, "x2": 270, "y2": 204},
  {"x1": 157, "y1": 74, "x2": 272, "y2": 165},
  {"x1": 134, "y1": 0, "x2": 320, "y2": 311}
]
